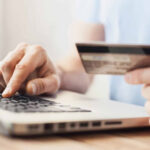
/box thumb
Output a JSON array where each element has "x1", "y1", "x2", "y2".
[{"x1": 26, "y1": 75, "x2": 60, "y2": 96}]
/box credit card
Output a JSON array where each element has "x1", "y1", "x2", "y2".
[{"x1": 76, "y1": 42, "x2": 150, "y2": 75}]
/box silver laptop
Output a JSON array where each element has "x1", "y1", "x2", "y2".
[
  {"x1": 0, "y1": 42, "x2": 150, "y2": 137},
  {"x1": 0, "y1": 91, "x2": 149, "y2": 136}
]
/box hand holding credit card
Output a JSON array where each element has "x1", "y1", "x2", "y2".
[{"x1": 76, "y1": 42, "x2": 150, "y2": 75}]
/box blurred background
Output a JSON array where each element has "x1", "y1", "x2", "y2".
[{"x1": 0, "y1": 0, "x2": 109, "y2": 99}]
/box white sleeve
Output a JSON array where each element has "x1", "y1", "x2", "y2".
[{"x1": 74, "y1": 0, "x2": 101, "y2": 23}]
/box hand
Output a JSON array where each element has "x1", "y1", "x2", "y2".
[
  {"x1": 0, "y1": 43, "x2": 61, "y2": 98},
  {"x1": 125, "y1": 68, "x2": 150, "y2": 114}
]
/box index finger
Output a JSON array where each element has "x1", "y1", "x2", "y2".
[
  {"x1": 125, "y1": 68, "x2": 150, "y2": 84},
  {"x1": 2, "y1": 46, "x2": 46, "y2": 97}
]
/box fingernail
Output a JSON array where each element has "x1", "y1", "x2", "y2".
[
  {"x1": 31, "y1": 83, "x2": 37, "y2": 95},
  {"x1": 2, "y1": 87, "x2": 12, "y2": 97},
  {"x1": 125, "y1": 73, "x2": 139, "y2": 84}
]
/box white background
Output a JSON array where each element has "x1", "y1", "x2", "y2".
[{"x1": 0, "y1": 0, "x2": 109, "y2": 99}]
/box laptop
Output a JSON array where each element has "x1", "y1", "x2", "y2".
[{"x1": 0, "y1": 42, "x2": 149, "y2": 136}]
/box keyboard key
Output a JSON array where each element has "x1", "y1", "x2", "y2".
[{"x1": 0, "y1": 93, "x2": 91, "y2": 113}]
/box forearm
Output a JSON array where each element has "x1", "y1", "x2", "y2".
[
  {"x1": 57, "y1": 55, "x2": 93, "y2": 93},
  {"x1": 57, "y1": 21, "x2": 105, "y2": 93}
]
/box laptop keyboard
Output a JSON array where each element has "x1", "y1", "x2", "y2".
[{"x1": 0, "y1": 94, "x2": 91, "y2": 113}]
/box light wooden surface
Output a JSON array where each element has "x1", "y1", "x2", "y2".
[{"x1": 0, "y1": 128, "x2": 150, "y2": 150}]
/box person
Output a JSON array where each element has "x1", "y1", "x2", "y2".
[{"x1": 0, "y1": 0, "x2": 150, "y2": 114}]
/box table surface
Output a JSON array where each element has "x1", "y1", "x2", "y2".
[{"x1": 1, "y1": 128, "x2": 150, "y2": 150}]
